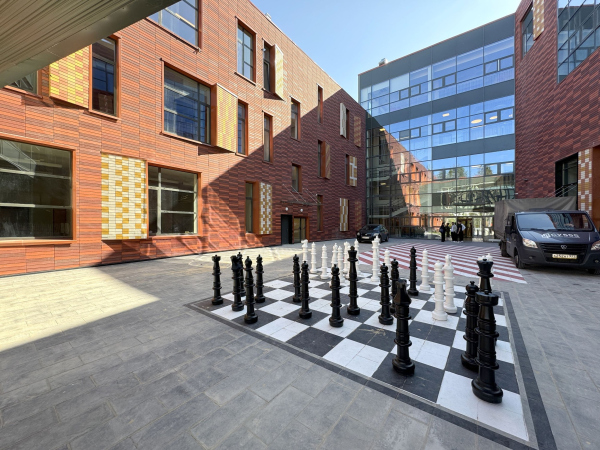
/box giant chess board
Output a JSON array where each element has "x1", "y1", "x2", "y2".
[{"x1": 191, "y1": 271, "x2": 528, "y2": 441}]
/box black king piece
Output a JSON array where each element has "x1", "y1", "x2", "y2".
[
  {"x1": 211, "y1": 254, "x2": 223, "y2": 305},
  {"x1": 230, "y1": 255, "x2": 244, "y2": 312},
  {"x1": 461, "y1": 281, "x2": 480, "y2": 371},
  {"x1": 378, "y1": 264, "x2": 393, "y2": 325},
  {"x1": 407, "y1": 247, "x2": 419, "y2": 296},
  {"x1": 390, "y1": 259, "x2": 399, "y2": 315},
  {"x1": 347, "y1": 245, "x2": 361, "y2": 316},
  {"x1": 292, "y1": 255, "x2": 301, "y2": 303},
  {"x1": 392, "y1": 279, "x2": 415, "y2": 375},
  {"x1": 329, "y1": 265, "x2": 344, "y2": 327},
  {"x1": 255, "y1": 255, "x2": 265, "y2": 304},
  {"x1": 237, "y1": 252, "x2": 245, "y2": 298},
  {"x1": 243, "y1": 257, "x2": 258, "y2": 324},
  {"x1": 299, "y1": 261, "x2": 312, "y2": 319}
]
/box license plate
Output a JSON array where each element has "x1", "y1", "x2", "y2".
[{"x1": 552, "y1": 254, "x2": 578, "y2": 259}]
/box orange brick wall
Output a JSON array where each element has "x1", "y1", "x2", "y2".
[{"x1": 0, "y1": 0, "x2": 366, "y2": 276}]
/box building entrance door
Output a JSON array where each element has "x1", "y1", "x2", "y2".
[
  {"x1": 281, "y1": 215, "x2": 293, "y2": 245},
  {"x1": 293, "y1": 217, "x2": 307, "y2": 243}
]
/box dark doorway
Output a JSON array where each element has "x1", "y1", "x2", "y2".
[
  {"x1": 281, "y1": 214, "x2": 293, "y2": 244},
  {"x1": 293, "y1": 217, "x2": 307, "y2": 243}
]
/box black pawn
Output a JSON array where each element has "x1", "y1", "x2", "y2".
[
  {"x1": 230, "y1": 255, "x2": 244, "y2": 312},
  {"x1": 237, "y1": 252, "x2": 245, "y2": 298},
  {"x1": 392, "y1": 279, "x2": 415, "y2": 375},
  {"x1": 390, "y1": 259, "x2": 399, "y2": 315},
  {"x1": 255, "y1": 255, "x2": 265, "y2": 304},
  {"x1": 211, "y1": 255, "x2": 223, "y2": 305},
  {"x1": 329, "y1": 265, "x2": 344, "y2": 327},
  {"x1": 472, "y1": 290, "x2": 503, "y2": 403},
  {"x1": 477, "y1": 258, "x2": 494, "y2": 293},
  {"x1": 461, "y1": 281, "x2": 480, "y2": 371},
  {"x1": 243, "y1": 257, "x2": 258, "y2": 324},
  {"x1": 407, "y1": 247, "x2": 419, "y2": 296},
  {"x1": 347, "y1": 245, "x2": 361, "y2": 316},
  {"x1": 379, "y1": 264, "x2": 393, "y2": 325},
  {"x1": 299, "y1": 261, "x2": 312, "y2": 319},
  {"x1": 292, "y1": 255, "x2": 301, "y2": 303}
]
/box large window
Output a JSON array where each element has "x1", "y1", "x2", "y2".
[
  {"x1": 292, "y1": 164, "x2": 301, "y2": 192},
  {"x1": 238, "y1": 103, "x2": 247, "y2": 155},
  {"x1": 92, "y1": 38, "x2": 116, "y2": 115},
  {"x1": 149, "y1": 166, "x2": 197, "y2": 236},
  {"x1": 0, "y1": 139, "x2": 72, "y2": 239},
  {"x1": 237, "y1": 25, "x2": 254, "y2": 80},
  {"x1": 291, "y1": 100, "x2": 299, "y2": 139},
  {"x1": 263, "y1": 114, "x2": 272, "y2": 162},
  {"x1": 557, "y1": 0, "x2": 600, "y2": 82},
  {"x1": 149, "y1": 0, "x2": 199, "y2": 46},
  {"x1": 556, "y1": 154, "x2": 578, "y2": 197},
  {"x1": 163, "y1": 67, "x2": 210, "y2": 143},
  {"x1": 263, "y1": 43, "x2": 271, "y2": 91},
  {"x1": 9, "y1": 72, "x2": 37, "y2": 94},
  {"x1": 245, "y1": 182, "x2": 253, "y2": 233},
  {"x1": 522, "y1": 8, "x2": 534, "y2": 57}
]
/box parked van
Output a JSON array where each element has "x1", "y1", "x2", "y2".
[{"x1": 494, "y1": 199, "x2": 600, "y2": 274}]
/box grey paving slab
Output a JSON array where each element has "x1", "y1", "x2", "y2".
[
  {"x1": 290, "y1": 363, "x2": 334, "y2": 397},
  {"x1": 0, "y1": 407, "x2": 57, "y2": 449},
  {"x1": 370, "y1": 408, "x2": 429, "y2": 450},
  {"x1": 266, "y1": 422, "x2": 322, "y2": 450},
  {"x1": 176, "y1": 348, "x2": 233, "y2": 379},
  {"x1": 320, "y1": 414, "x2": 379, "y2": 450},
  {"x1": 47, "y1": 354, "x2": 123, "y2": 389},
  {"x1": 163, "y1": 432, "x2": 204, "y2": 450},
  {"x1": 92, "y1": 351, "x2": 161, "y2": 385},
  {"x1": 345, "y1": 386, "x2": 394, "y2": 431},
  {"x1": 216, "y1": 345, "x2": 268, "y2": 373},
  {"x1": 158, "y1": 366, "x2": 225, "y2": 410},
  {"x1": 205, "y1": 362, "x2": 267, "y2": 406},
  {"x1": 423, "y1": 416, "x2": 479, "y2": 449},
  {"x1": 1, "y1": 356, "x2": 83, "y2": 393},
  {"x1": 215, "y1": 426, "x2": 267, "y2": 450},
  {"x1": 0, "y1": 379, "x2": 49, "y2": 410},
  {"x1": 249, "y1": 361, "x2": 305, "y2": 401}
]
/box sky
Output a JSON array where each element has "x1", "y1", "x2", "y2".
[{"x1": 251, "y1": 0, "x2": 522, "y2": 101}]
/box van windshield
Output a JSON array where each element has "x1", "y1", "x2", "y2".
[{"x1": 517, "y1": 212, "x2": 594, "y2": 231}]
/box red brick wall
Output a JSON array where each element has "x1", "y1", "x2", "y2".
[
  {"x1": 0, "y1": 0, "x2": 365, "y2": 276},
  {"x1": 515, "y1": 0, "x2": 600, "y2": 198}
]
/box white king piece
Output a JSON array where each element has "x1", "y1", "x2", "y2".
[
  {"x1": 443, "y1": 254, "x2": 457, "y2": 313},
  {"x1": 419, "y1": 249, "x2": 431, "y2": 293},
  {"x1": 320, "y1": 245, "x2": 329, "y2": 279},
  {"x1": 310, "y1": 242, "x2": 318, "y2": 274}
]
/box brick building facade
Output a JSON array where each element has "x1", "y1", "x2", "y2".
[
  {"x1": 0, "y1": 0, "x2": 365, "y2": 276},
  {"x1": 515, "y1": 0, "x2": 600, "y2": 228}
]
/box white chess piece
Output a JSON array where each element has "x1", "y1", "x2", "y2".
[
  {"x1": 384, "y1": 248, "x2": 391, "y2": 267},
  {"x1": 343, "y1": 242, "x2": 351, "y2": 278},
  {"x1": 302, "y1": 239, "x2": 309, "y2": 264},
  {"x1": 310, "y1": 242, "x2": 318, "y2": 274},
  {"x1": 443, "y1": 255, "x2": 457, "y2": 313},
  {"x1": 432, "y1": 261, "x2": 448, "y2": 321},
  {"x1": 370, "y1": 236, "x2": 380, "y2": 282},
  {"x1": 331, "y1": 244, "x2": 338, "y2": 269},
  {"x1": 477, "y1": 255, "x2": 485, "y2": 288},
  {"x1": 338, "y1": 245, "x2": 348, "y2": 285},
  {"x1": 486, "y1": 253, "x2": 494, "y2": 289},
  {"x1": 419, "y1": 250, "x2": 431, "y2": 293},
  {"x1": 320, "y1": 245, "x2": 329, "y2": 279}
]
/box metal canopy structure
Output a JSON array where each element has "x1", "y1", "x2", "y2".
[
  {"x1": 281, "y1": 184, "x2": 321, "y2": 206},
  {"x1": 0, "y1": 0, "x2": 178, "y2": 87}
]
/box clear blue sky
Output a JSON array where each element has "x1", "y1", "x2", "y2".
[{"x1": 252, "y1": 0, "x2": 522, "y2": 101}]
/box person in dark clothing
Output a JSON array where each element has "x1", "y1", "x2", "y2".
[
  {"x1": 440, "y1": 222, "x2": 446, "y2": 242},
  {"x1": 457, "y1": 222, "x2": 464, "y2": 242},
  {"x1": 445, "y1": 224, "x2": 450, "y2": 239},
  {"x1": 451, "y1": 223, "x2": 457, "y2": 242}
]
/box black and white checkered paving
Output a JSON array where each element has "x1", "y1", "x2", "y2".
[{"x1": 193, "y1": 273, "x2": 528, "y2": 441}]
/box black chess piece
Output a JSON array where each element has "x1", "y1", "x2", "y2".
[
  {"x1": 347, "y1": 245, "x2": 361, "y2": 316},
  {"x1": 461, "y1": 281, "x2": 480, "y2": 371},
  {"x1": 390, "y1": 259, "x2": 399, "y2": 315},
  {"x1": 255, "y1": 255, "x2": 265, "y2": 304},
  {"x1": 243, "y1": 257, "x2": 258, "y2": 324},
  {"x1": 379, "y1": 264, "x2": 393, "y2": 325},
  {"x1": 329, "y1": 265, "x2": 344, "y2": 327},
  {"x1": 472, "y1": 290, "x2": 503, "y2": 403},
  {"x1": 237, "y1": 252, "x2": 245, "y2": 298},
  {"x1": 292, "y1": 255, "x2": 301, "y2": 303},
  {"x1": 407, "y1": 247, "x2": 419, "y2": 296},
  {"x1": 392, "y1": 279, "x2": 415, "y2": 375},
  {"x1": 211, "y1": 255, "x2": 223, "y2": 305},
  {"x1": 230, "y1": 255, "x2": 244, "y2": 312},
  {"x1": 477, "y1": 258, "x2": 494, "y2": 293},
  {"x1": 299, "y1": 261, "x2": 312, "y2": 319}
]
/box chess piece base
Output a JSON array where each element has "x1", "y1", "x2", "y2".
[
  {"x1": 379, "y1": 314, "x2": 393, "y2": 325},
  {"x1": 299, "y1": 310, "x2": 312, "y2": 319},
  {"x1": 244, "y1": 314, "x2": 258, "y2": 324},
  {"x1": 255, "y1": 297, "x2": 265, "y2": 304},
  {"x1": 329, "y1": 317, "x2": 344, "y2": 327},
  {"x1": 407, "y1": 288, "x2": 419, "y2": 297},
  {"x1": 444, "y1": 304, "x2": 458, "y2": 314},
  {"x1": 432, "y1": 310, "x2": 448, "y2": 321},
  {"x1": 461, "y1": 353, "x2": 479, "y2": 372},
  {"x1": 418, "y1": 285, "x2": 431, "y2": 293},
  {"x1": 472, "y1": 378, "x2": 503, "y2": 403},
  {"x1": 392, "y1": 357, "x2": 415, "y2": 375},
  {"x1": 212, "y1": 298, "x2": 223, "y2": 305},
  {"x1": 347, "y1": 305, "x2": 361, "y2": 316},
  {"x1": 232, "y1": 304, "x2": 244, "y2": 312}
]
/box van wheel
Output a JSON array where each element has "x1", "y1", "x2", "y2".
[
  {"x1": 500, "y1": 241, "x2": 509, "y2": 257},
  {"x1": 514, "y1": 250, "x2": 526, "y2": 269},
  {"x1": 588, "y1": 268, "x2": 600, "y2": 275}
]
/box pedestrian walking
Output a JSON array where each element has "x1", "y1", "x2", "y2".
[
  {"x1": 445, "y1": 224, "x2": 450, "y2": 239},
  {"x1": 439, "y1": 222, "x2": 446, "y2": 242},
  {"x1": 458, "y1": 222, "x2": 464, "y2": 242},
  {"x1": 451, "y1": 222, "x2": 457, "y2": 242}
]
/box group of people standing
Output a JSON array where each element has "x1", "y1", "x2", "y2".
[{"x1": 439, "y1": 222, "x2": 466, "y2": 243}]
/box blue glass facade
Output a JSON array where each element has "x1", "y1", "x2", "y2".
[{"x1": 359, "y1": 15, "x2": 515, "y2": 241}]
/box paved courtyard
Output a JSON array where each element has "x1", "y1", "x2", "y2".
[{"x1": 0, "y1": 238, "x2": 598, "y2": 449}]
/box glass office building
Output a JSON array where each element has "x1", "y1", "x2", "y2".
[{"x1": 359, "y1": 15, "x2": 515, "y2": 241}]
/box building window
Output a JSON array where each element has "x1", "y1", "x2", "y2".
[
  {"x1": 0, "y1": 139, "x2": 72, "y2": 239},
  {"x1": 317, "y1": 86, "x2": 323, "y2": 123},
  {"x1": 263, "y1": 43, "x2": 271, "y2": 91},
  {"x1": 9, "y1": 72, "x2": 37, "y2": 94},
  {"x1": 91, "y1": 37, "x2": 117, "y2": 115},
  {"x1": 317, "y1": 195, "x2": 323, "y2": 231},
  {"x1": 556, "y1": 155, "x2": 578, "y2": 197},
  {"x1": 292, "y1": 164, "x2": 301, "y2": 192},
  {"x1": 317, "y1": 140, "x2": 322, "y2": 177},
  {"x1": 238, "y1": 102, "x2": 247, "y2": 155},
  {"x1": 291, "y1": 100, "x2": 300, "y2": 139},
  {"x1": 264, "y1": 114, "x2": 272, "y2": 161},
  {"x1": 245, "y1": 182, "x2": 254, "y2": 233},
  {"x1": 345, "y1": 108, "x2": 350, "y2": 139},
  {"x1": 237, "y1": 24, "x2": 254, "y2": 80},
  {"x1": 557, "y1": 1, "x2": 600, "y2": 82},
  {"x1": 345, "y1": 155, "x2": 350, "y2": 185},
  {"x1": 163, "y1": 66, "x2": 210, "y2": 143},
  {"x1": 149, "y1": 166, "x2": 197, "y2": 236},
  {"x1": 149, "y1": 0, "x2": 199, "y2": 46},
  {"x1": 522, "y1": 8, "x2": 534, "y2": 57}
]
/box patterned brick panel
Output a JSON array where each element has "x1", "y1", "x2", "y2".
[
  {"x1": 215, "y1": 84, "x2": 237, "y2": 152},
  {"x1": 101, "y1": 154, "x2": 147, "y2": 240},
  {"x1": 274, "y1": 45, "x2": 284, "y2": 99},
  {"x1": 49, "y1": 48, "x2": 89, "y2": 108},
  {"x1": 340, "y1": 103, "x2": 347, "y2": 137},
  {"x1": 354, "y1": 115, "x2": 362, "y2": 147},
  {"x1": 533, "y1": 0, "x2": 544, "y2": 39},
  {"x1": 349, "y1": 155, "x2": 357, "y2": 187},
  {"x1": 340, "y1": 198, "x2": 348, "y2": 232},
  {"x1": 579, "y1": 149, "x2": 593, "y2": 217},
  {"x1": 259, "y1": 182, "x2": 272, "y2": 234}
]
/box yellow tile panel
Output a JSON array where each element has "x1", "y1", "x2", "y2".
[{"x1": 215, "y1": 85, "x2": 237, "y2": 152}]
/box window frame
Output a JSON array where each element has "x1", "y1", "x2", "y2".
[
  {"x1": 6, "y1": 71, "x2": 40, "y2": 96},
  {"x1": 521, "y1": 7, "x2": 534, "y2": 57},
  {"x1": 345, "y1": 107, "x2": 350, "y2": 140},
  {"x1": 237, "y1": 101, "x2": 248, "y2": 155},
  {"x1": 291, "y1": 164, "x2": 302, "y2": 192},
  {"x1": 148, "y1": 0, "x2": 201, "y2": 48},
  {"x1": 263, "y1": 41, "x2": 273, "y2": 91},
  {"x1": 89, "y1": 35, "x2": 120, "y2": 118},
  {"x1": 236, "y1": 19, "x2": 256, "y2": 82},
  {"x1": 317, "y1": 85, "x2": 324, "y2": 123},
  {"x1": 245, "y1": 181, "x2": 255, "y2": 233},
  {"x1": 345, "y1": 154, "x2": 350, "y2": 185},
  {"x1": 291, "y1": 98, "x2": 301, "y2": 140},
  {"x1": 263, "y1": 113, "x2": 273, "y2": 162}
]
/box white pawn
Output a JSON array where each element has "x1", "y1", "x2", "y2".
[
  {"x1": 302, "y1": 239, "x2": 309, "y2": 265},
  {"x1": 443, "y1": 255, "x2": 457, "y2": 313},
  {"x1": 320, "y1": 245, "x2": 329, "y2": 279},
  {"x1": 370, "y1": 237, "x2": 380, "y2": 282},
  {"x1": 384, "y1": 248, "x2": 391, "y2": 267},
  {"x1": 343, "y1": 242, "x2": 350, "y2": 277},
  {"x1": 310, "y1": 242, "x2": 318, "y2": 274},
  {"x1": 419, "y1": 249, "x2": 431, "y2": 293},
  {"x1": 432, "y1": 261, "x2": 448, "y2": 321},
  {"x1": 486, "y1": 253, "x2": 494, "y2": 289}
]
